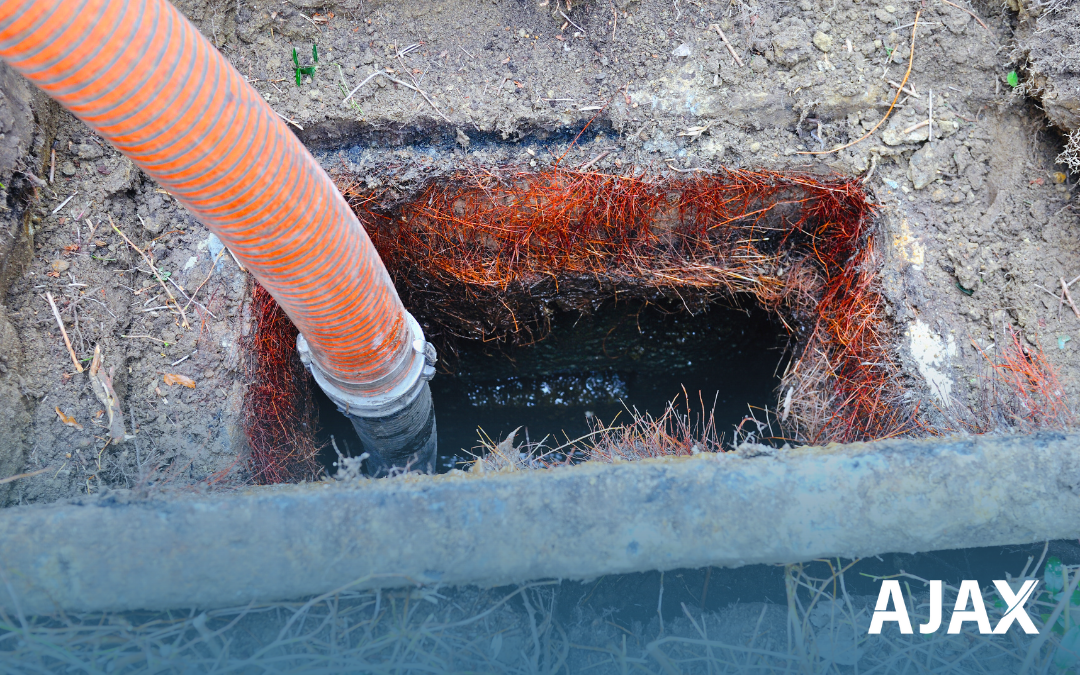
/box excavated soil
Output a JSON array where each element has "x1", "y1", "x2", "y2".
[{"x1": 0, "y1": 0, "x2": 1079, "y2": 503}]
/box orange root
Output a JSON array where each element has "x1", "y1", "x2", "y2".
[{"x1": 242, "y1": 283, "x2": 324, "y2": 484}]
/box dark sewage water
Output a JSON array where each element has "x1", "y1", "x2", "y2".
[{"x1": 316, "y1": 298, "x2": 788, "y2": 472}]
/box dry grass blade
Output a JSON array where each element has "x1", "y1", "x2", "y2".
[
  {"x1": 394, "y1": 55, "x2": 453, "y2": 124},
  {"x1": 44, "y1": 292, "x2": 83, "y2": 373},
  {"x1": 180, "y1": 246, "x2": 226, "y2": 314},
  {"x1": 2, "y1": 555, "x2": 1067, "y2": 673},
  {"x1": 0, "y1": 467, "x2": 50, "y2": 485}
]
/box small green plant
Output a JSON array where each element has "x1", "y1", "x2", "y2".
[
  {"x1": 338, "y1": 83, "x2": 364, "y2": 114},
  {"x1": 1007, "y1": 70, "x2": 1019, "y2": 88},
  {"x1": 293, "y1": 44, "x2": 318, "y2": 86},
  {"x1": 337, "y1": 64, "x2": 364, "y2": 115}
]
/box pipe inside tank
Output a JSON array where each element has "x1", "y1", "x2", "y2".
[{"x1": 297, "y1": 317, "x2": 438, "y2": 473}]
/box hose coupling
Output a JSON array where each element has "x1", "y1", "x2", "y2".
[{"x1": 297, "y1": 312, "x2": 438, "y2": 474}]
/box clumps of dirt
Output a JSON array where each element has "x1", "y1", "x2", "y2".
[
  {"x1": 336, "y1": 165, "x2": 910, "y2": 445},
  {"x1": 241, "y1": 283, "x2": 323, "y2": 484},
  {"x1": 1, "y1": 106, "x2": 251, "y2": 504},
  {"x1": 1013, "y1": 0, "x2": 1080, "y2": 169}
]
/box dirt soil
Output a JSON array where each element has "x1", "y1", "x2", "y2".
[
  {"x1": 1, "y1": 0, "x2": 1079, "y2": 503},
  {"x1": 1014, "y1": 0, "x2": 1080, "y2": 169}
]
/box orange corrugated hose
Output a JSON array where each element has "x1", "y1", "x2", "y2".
[{"x1": 0, "y1": 0, "x2": 415, "y2": 398}]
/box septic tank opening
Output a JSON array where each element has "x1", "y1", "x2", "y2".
[{"x1": 243, "y1": 165, "x2": 915, "y2": 482}]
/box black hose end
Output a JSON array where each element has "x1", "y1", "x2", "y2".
[{"x1": 345, "y1": 381, "x2": 437, "y2": 476}]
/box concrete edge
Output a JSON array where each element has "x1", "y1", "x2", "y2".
[{"x1": 1, "y1": 431, "x2": 1078, "y2": 615}]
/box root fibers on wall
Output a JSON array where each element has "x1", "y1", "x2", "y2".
[{"x1": 338, "y1": 166, "x2": 910, "y2": 445}]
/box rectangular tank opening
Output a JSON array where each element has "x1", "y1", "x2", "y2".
[{"x1": 244, "y1": 165, "x2": 903, "y2": 481}]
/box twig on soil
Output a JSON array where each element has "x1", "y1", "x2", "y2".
[
  {"x1": 121, "y1": 334, "x2": 171, "y2": 345},
  {"x1": 1034, "y1": 283, "x2": 1064, "y2": 301},
  {"x1": 579, "y1": 151, "x2": 611, "y2": 171},
  {"x1": 887, "y1": 79, "x2": 920, "y2": 98},
  {"x1": 225, "y1": 245, "x2": 246, "y2": 271},
  {"x1": 0, "y1": 467, "x2": 50, "y2": 485},
  {"x1": 45, "y1": 292, "x2": 83, "y2": 373},
  {"x1": 275, "y1": 111, "x2": 304, "y2": 130},
  {"x1": 89, "y1": 344, "x2": 128, "y2": 443},
  {"x1": 51, "y1": 192, "x2": 77, "y2": 215},
  {"x1": 663, "y1": 158, "x2": 708, "y2": 173},
  {"x1": 560, "y1": 10, "x2": 584, "y2": 33},
  {"x1": 1061, "y1": 277, "x2": 1080, "y2": 321},
  {"x1": 342, "y1": 71, "x2": 382, "y2": 104},
  {"x1": 941, "y1": 0, "x2": 991, "y2": 32},
  {"x1": 294, "y1": 10, "x2": 322, "y2": 31},
  {"x1": 49, "y1": 149, "x2": 55, "y2": 184},
  {"x1": 395, "y1": 56, "x2": 454, "y2": 124},
  {"x1": 928, "y1": 89, "x2": 933, "y2": 147},
  {"x1": 109, "y1": 214, "x2": 190, "y2": 328},
  {"x1": 15, "y1": 169, "x2": 47, "y2": 189},
  {"x1": 181, "y1": 247, "x2": 227, "y2": 314},
  {"x1": 710, "y1": 24, "x2": 744, "y2": 67},
  {"x1": 799, "y1": 9, "x2": 921, "y2": 155},
  {"x1": 902, "y1": 119, "x2": 930, "y2": 134},
  {"x1": 167, "y1": 278, "x2": 217, "y2": 319}
]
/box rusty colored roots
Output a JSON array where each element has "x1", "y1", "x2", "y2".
[
  {"x1": 242, "y1": 283, "x2": 324, "y2": 484},
  {"x1": 337, "y1": 166, "x2": 912, "y2": 445},
  {"x1": 957, "y1": 328, "x2": 1075, "y2": 433}
]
